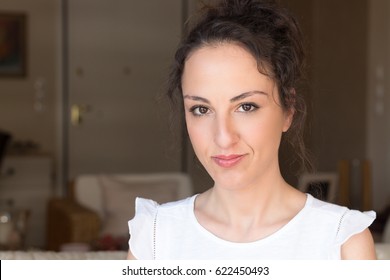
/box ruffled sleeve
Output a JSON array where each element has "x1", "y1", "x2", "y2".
[
  {"x1": 335, "y1": 209, "x2": 376, "y2": 245},
  {"x1": 128, "y1": 197, "x2": 159, "y2": 260}
]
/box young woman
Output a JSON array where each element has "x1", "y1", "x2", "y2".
[{"x1": 128, "y1": 0, "x2": 376, "y2": 259}]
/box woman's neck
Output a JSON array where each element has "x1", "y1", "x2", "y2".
[
  {"x1": 194, "y1": 170, "x2": 306, "y2": 242},
  {"x1": 209, "y1": 174, "x2": 292, "y2": 225}
]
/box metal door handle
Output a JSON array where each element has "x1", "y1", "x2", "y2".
[{"x1": 71, "y1": 104, "x2": 90, "y2": 126}]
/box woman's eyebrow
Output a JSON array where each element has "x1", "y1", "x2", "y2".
[
  {"x1": 230, "y1": 91, "x2": 268, "y2": 102},
  {"x1": 183, "y1": 95, "x2": 210, "y2": 104},
  {"x1": 183, "y1": 90, "x2": 267, "y2": 104}
]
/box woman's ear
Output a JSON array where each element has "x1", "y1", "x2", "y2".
[
  {"x1": 282, "y1": 108, "x2": 294, "y2": 132},
  {"x1": 282, "y1": 88, "x2": 296, "y2": 132}
]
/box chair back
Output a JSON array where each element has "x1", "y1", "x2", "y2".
[{"x1": 74, "y1": 172, "x2": 193, "y2": 220}]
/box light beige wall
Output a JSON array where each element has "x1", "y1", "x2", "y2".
[
  {"x1": 367, "y1": 0, "x2": 390, "y2": 211},
  {"x1": 283, "y1": 2, "x2": 368, "y2": 166},
  {"x1": 279, "y1": 0, "x2": 314, "y2": 185},
  {"x1": 0, "y1": 0, "x2": 61, "y2": 161},
  {"x1": 288, "y1": 0, "x2": 390, "y2": 211},
  {"x1": 310, "y1": 0, "x2": 368, "y2": 172}
]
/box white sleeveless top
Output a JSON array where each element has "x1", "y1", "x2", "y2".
[{"x1": 128, "y1": 194, "x2": 375, "y2": 260}]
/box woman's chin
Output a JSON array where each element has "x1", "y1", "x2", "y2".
[{"x1": 211, "y1": 173, "x2": 250, "y2": 191}]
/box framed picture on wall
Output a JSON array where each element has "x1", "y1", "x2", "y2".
[
  {"x1": 0, "y1": 12, "x2": 27, "y2": 77},
  {"x1": 298, "y1": 172, "x2": 338, "y2": 203}
]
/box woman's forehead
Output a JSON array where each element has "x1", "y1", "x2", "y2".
[{"x1": 182, "y1": 44, "x2": 275, "y2": 94}]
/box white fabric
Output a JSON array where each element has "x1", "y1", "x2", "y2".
[{"x1": 128, "y1": 194, "x2": 376, "y2": 260}]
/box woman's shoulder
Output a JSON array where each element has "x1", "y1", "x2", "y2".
[
  {"x1": 306, "y1": 194, "x2": 375, "y2": 218},
  {"x1": 129, "y1": 195, "x2": 196, "y2": 232},
  {"x1": 305, "y1": 194, "x2": 349, "y2": 216},
  {"x1": 128, "y1": 195, "x2": 196, "y2": 259},
  {"x1": 134, "y1": 195, "x2": 196, "y2": 216},
  {"x1": 304, "y1": 194, "x2": 376, "y2": 244}
]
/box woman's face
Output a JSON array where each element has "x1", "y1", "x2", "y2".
[{"x1": 182, "y1": 43, "x2": 293, "y2": 190}]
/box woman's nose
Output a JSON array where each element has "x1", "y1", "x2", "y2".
[{"x1": 213, "y1": 115, "x2": 239, "y2": 149}]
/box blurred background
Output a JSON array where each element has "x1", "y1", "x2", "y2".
[{"x1": 0, "y1": 0, "x2": 389, "y2": 252}]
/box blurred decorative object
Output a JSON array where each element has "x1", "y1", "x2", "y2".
[
  {"x1": 7, "y1": 139, "x2": 40, "y2": 155},
  {"x1": 0, "y1": 130, "x2": 11, "y2": 168},
  {"x1": 60, "y1": 242, "x2": 90, "y2": 252},
  {"x1": 0, "y1": 156, "x2": 52, "y2": 249},
  {"x1": 338, "y1": 159, "x2": 372, "y2": 211},
  {"x1": 0, "y1": 198, "x2": 29, "y2": 250},
  {"x1": 375, "y1": 243, "x2": 390, "y2": 260},
  {"x1": 370, "y1": 205, "x2": 390, "y2": 241},
  {"x1": 298, "y1": 172, "x2": 338, "y2": 202},
  {"x1": 0, "y1": 199, "x2": 13, "y2": 248},
  {"x1": 92, "y1": 234, "x2": 127, "y2": 251},
  {"x1": 13, "y1": 208, "x2": 30, "y2": 249},
  {"x1": 0, "y1": 12, "x2": 27, "y2": 77},
  {"x1": 383, "y1": 212, "x2": 390, "y2": 243},
  {"x1": 47, "y1": 173, "x2": 193, "y2": 251},
  {"x1": 33, "y1": 77, "x2": 47, "y2": 112}
]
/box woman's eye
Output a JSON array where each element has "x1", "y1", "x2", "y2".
[
  {"x1": 237, "y1": 103, "x2": 259, "y2": 112},
  {"x1": 190, "y1": 106, "x2": 210, "y2": 116}
]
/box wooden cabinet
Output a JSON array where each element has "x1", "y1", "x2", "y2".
[{"x1": 0, "y1": 156, "x2": 53, "y2": 249}]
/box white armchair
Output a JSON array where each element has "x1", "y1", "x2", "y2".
[
  {"x1": 47, "y1": 172, "x2": 193, "y2": 251},
  {"x1": 75, "y1": 172, "x2": 193, "y2": 237}
]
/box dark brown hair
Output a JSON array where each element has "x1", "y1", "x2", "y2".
[{"x1": 167, "y1": 0, "x2": 311, "y2": 174}]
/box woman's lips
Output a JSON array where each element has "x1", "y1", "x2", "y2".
[{"x1": 211, "y1": 154, "x2": 246, "y2": 168}]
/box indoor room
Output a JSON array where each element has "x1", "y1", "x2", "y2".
[{"x1": 0, "y1": 0, "x2": 389, "y2": 259}]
